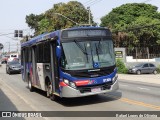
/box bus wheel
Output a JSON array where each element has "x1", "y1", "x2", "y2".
[
  {"x1": 50, "y1": 94, "x2": 57, "y2": 101},
  {"x1": 46, "y1": 83, "x2": 57, "y2": 101},
  {"x1": 28, "y1": 76, "x2": 34, "y2": 92},
  {"x1": 46, "y1": 83, "x2": 51, "y2": 98}
]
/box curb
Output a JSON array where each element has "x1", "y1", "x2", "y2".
[{"x1": 118, "y1": 74, "x2": 160, "y2": 85}]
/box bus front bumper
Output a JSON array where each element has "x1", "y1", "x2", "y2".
[{"x1": 60, "y1": 80, "x2": 119, "y2": 98}]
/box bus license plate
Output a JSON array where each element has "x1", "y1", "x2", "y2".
[{"x1": 91, "y1": 87, "x2": 101, "y2": 92}]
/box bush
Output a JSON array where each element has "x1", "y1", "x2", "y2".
[
  {"x1": 157, "y1": 65, "x2": 160, "y2": 74},
  {"x1": 116, "y1": 59, "x2": 128, "y2": 74}
]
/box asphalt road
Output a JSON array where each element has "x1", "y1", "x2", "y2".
[
  {"x1": 0, "y1": 64, "x2": 160, "y2": 120},
  {"x1": 119, "y1": 80, "x2": 160, "y2": 107}
]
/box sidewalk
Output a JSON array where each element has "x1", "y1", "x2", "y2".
[{"x1": 118, "y1": 74, "x2": 160, "y2": 85}]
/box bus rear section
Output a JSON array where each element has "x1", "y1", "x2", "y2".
[{"x1": 21, "y1": 27, "x2": 119, "y2": 100}]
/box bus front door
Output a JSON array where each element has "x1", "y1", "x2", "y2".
[{"x1": 50, "y1": 41, "x2": 59, "y2": 96}]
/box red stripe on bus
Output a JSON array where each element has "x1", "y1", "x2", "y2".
[
  {"x1": 59, "y1": 82, "x2": 67, "y2": 87},
  {"x1": 75, "y1": 80, "x2": 89, "y2": 86}
]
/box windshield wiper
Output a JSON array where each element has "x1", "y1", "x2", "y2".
[
  {"x1": 97, "y1": 39, "x2": 103, "y2": 52},
  {"x1": 84, "y1": 43, "x2": 89, "y2": 62},
  {"x1": 73, "y1": 40, "x2": 89, "y2": 62},
  {"x1": 95, "y1": 43, "x2": 100, "y2": 61}
]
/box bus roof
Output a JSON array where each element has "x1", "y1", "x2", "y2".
[
  {"x1": 63, "y1": 26, "x2": 108, "y2": 31},
  {"x1": 21, "y1": 26, "x2": 109, "y2": 47},
  {"x1": 21, "y1": 31, "x2": 60, "y2": 47}
]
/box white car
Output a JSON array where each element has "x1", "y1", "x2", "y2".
[{"x1": 7, "y1": 53, "x2": 19, "y2": 62}]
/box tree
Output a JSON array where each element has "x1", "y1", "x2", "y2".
[
  {"x1": 25, "y1": 1, "x2": 94, "y2": 35},
  {"x1": 100, "y1": 3, "x2": 160, "y2": 47},
  {"x1": 25, "y1": 13, "x2": 44, "y2": 34},
  {"x1": 38, "y1": 18, "x2": 50, "y2": 34}
]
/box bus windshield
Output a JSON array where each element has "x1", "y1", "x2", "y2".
[{"x1": 61, "y1": 39, "x2": 115, "y2": 70}]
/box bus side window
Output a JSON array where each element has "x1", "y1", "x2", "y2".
[{"x1": 43, "y1": 42, "x2": 51, "y2": 63}]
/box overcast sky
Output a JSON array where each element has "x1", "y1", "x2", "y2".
[{"x1": 0, "y1": 0, "x2": 159, "y2": 52}]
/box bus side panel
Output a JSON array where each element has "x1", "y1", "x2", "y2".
[
  {"x1": 43, "y1": 63, "x2": 52, "y2": 91},
  {"x1": 37, "y1": 63, "x2": 45, "y2": 91}
]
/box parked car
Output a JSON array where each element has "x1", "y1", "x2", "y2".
[
  {"x1": 128, "y1": 63, "x2": 158, "y2": 75},
  {"x1": 6, "y1": 61, "x2": 21, "y2": 74},
  {"x1": 1, "y1": 56, "x2": 9, "y2": 64}
]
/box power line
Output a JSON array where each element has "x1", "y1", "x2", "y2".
[
  {"x1": 0, "y1": 28, "x2": 31, "y2": 33},
  {"x1": 84, "y1": 0, "x2": 103, "y2": 7},
  {"x1": 3, "y1": 35, "x2": 19, "y2": 41},
  {"x1": 88, "y1": 0, "x2": 103, "y2": 7},
  {"x1": 83, "y1": 0, "x2": 94, "y2": 5},
  {"x1": 142, "y1": 0, "x2": 152, "y2": 3},
  {"x1": 0, "y1": 33, "x2": 14, "y2": 36}
]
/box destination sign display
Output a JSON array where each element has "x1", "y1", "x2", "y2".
[{"x1": 62, "y1": 29, "x2": 111, "y2": 38}]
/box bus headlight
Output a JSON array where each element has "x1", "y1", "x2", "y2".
[
  {"x1": 112, "y1": 74, "x2": 118, "y2": 83},
  {"x1": 63, "y1": 79, "x2": 76, "y2": 89},
  {"x1": 64, "y1": 79, "x2": 69, "y2": 85},
  {"x1": 70, "y1": 82, "x2": 76, "y2": 89}
]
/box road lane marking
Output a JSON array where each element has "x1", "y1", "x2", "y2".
[
  {"x1": 120, "y1": 84, "x2": 128, "y2": 87},
  {"x1": 0, "y1": 78, "x2": 47, "y2": 120},
  {"x1": 137, "y1": 87, "x2": 150, "y2": 90},
  {"x1": 106, "y1": 94, "x2": 160, "y2": 110},
  {"x1": 0, "y1": 78, "x2": 37, "y2": 109},
  {"x1": 120, "y1": 98, "x2": 160, "y2": 110}
]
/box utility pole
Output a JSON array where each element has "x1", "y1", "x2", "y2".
[
  {"x1": 87, "y1": 7, "x2": 91, "y2": 25},
  {"x1": 9, "y1": 42, "x2": 10, "y2": 53},
  {"x1": 17, "y1": 42, "x2": 18, "y2": 53},
  {"x1": 3, "y1": 47, "x2": 4, "y2": 54},
  {"x1": 5, "y1": 42, "x2": 10, "y2": 54}
]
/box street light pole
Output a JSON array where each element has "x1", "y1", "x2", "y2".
[{"x1": 53, "y1": 13, "x2": 79, "y2": 25}]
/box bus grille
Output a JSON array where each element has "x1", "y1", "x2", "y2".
[
  {"x1": 77, "y1": 83, "x2": 112, "y2": 93},
  {"x1": 71, "y1": 68, "x2": 114, "y2": 78}
]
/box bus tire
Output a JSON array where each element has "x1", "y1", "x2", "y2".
[
  {"x1": 28, "y1": 75, "x2": 34, "y2": 92},
  {"x1": 45, "y1": 79, "x2": 51, "y2": 98},
  {"x1": 50, "y1": 94, "x2": 58, "y2": 101},
  {"x1": 46, "y1": 84, "x2": 50, "y2": 98},
  {"x1": 46, "y1": 82, "x2": 57, "y2": 101}
]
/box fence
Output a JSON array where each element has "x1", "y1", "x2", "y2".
[{"x1": 126, "y1": 46, "x2": 160, "y2": 59}]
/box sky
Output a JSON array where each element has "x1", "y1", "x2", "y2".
[{"x1": 0, "y1": 0, "x2": 159, "y2": 52}]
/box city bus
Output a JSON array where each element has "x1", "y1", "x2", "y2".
[{"x1": 21, "y1": 26, "x2": 119, "y2": 100}]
